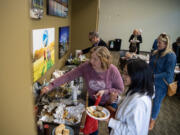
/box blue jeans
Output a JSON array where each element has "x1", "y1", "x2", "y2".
[{"x1": 151, "y1": 85, "x2": 167, "y2": 119}]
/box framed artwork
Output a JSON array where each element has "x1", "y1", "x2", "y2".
[
  {"x1": 47, "y1": 0, "x2": 68, "y2": 17},
  {"x1": 30, "y1": 0, "x2": 43, "y2": 19},
  {"x1": 32, "y1": 28, "x2": 55, "y2": 82},
  {"x1": 59, "y1": 26, "x2": 70, "y2": 58}
]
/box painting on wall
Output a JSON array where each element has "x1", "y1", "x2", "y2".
[
  {"x1": 47, "y1": 0, "x2": 68, "y2": 17},
  {"x1": 32, "y1": 28, "x2": 55, "y2": 82},
  {"x1": 30, "y1": 0, "x2": 44, "y2": 19},
  {"x1": 59, "y1": 26, "x2": 70, "y2": 58}
]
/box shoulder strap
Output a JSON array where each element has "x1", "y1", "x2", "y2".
[
  {"x1": 163, "y1": 78, "x2": 169, "y2": 86},
  {"x1": 153, "y1": 54, "x2": 159, "y2": 70}
]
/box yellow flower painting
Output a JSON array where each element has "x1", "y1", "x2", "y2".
[{"x1": 32, "y1": 28, "x2": 55, "y2": 82}]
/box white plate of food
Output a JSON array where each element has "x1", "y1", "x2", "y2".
[
  {"x1": 175, "y1": 67, "x2": 180, "y2": 74},
  {"x1": 86, "y1": 106, "x2": 110, "y2": 121}
]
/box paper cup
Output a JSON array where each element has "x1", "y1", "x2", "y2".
[{"x1": 75, "y1": 50, "x2": 81, "y2": 57}]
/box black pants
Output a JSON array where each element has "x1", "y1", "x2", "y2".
[
  {"x1": 136, "y1": 44, "x2": 140, "y2": 54},
  {"x1": 175, "y1": 74, "x2": 180, "y2": 94}
]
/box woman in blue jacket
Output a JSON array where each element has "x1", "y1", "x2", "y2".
[{"x1": 149, "y1": 33, "x2": 176, "y2": 130}]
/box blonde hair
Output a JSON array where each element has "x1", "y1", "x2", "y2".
[
  {"x1": 153, "y1": 33, "x2": 173, "y2": 57},
  {"x1": 133, "y1": 29, "x2": 139, "y2": 35},
  {"x1": 90, "y1": 46, "x2": 112, "y2": 70}
]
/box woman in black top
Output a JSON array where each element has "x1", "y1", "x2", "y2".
[{"x1": 129, "y1": 29, "x2": 142, "y2": 54}]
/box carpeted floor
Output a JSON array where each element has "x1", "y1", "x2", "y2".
[
  {"x1": 98, "y1": 51, "x2": 180, "y2": 135},
  {"x1": 149, "y1": 96, "x2": 180, "y2": 135}
]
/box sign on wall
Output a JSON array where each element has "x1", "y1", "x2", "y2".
[{"x1": 32, "y1": 28, "x2": 55, "y2": 82}]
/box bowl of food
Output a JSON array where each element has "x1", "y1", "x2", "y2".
[
  {"x1": 52, "y1": 124, "x2": 74, "y2": 135},
  {"x1": 47, "y1": 87, "x2": 71, "y2": 101}
]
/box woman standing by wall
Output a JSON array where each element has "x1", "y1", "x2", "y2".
[
  {"x1": 129, "y1": 29, "x2": 142, "y2": 54},
  {"x1": 149, "y1": 33, "x2": 176, "y2": 130}
]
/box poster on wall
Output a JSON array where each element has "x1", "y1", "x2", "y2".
[
  {"x1": 59, "y1": 26, "x2": 69, "y2": 58},
  {"x1": 30, "y1": 0, "x2": 43, "y2": 19},
  {"x1": 32, "y1": 28, "x2": 55, "y2": 82},
  {"x1": 47, "y1": 0, "x2": 68, "y2": 17}
]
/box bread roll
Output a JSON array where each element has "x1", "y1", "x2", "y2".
[
  {"x1": 63, "y1": 129, "x2": 69, "y2": 135},
  {"x1": 55, "y1": 124, "x2": 65, "y2": 135},
  {"x1": 96, "y1": 106, "x2": 103, "y2": 111}
]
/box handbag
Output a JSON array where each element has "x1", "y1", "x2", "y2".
[{"x1": 163, "y1": 78, "x2": 177, "y2": 96}]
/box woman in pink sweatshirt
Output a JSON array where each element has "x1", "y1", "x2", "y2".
[
  {"x1": 41, "y1": 46, "x2": 124, "y2": 135},
  {"x1": 41, "y1": 46, "x2": 124, "y2": 105}
]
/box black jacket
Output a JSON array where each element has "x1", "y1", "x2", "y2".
[
  {"x1": 129, "y1": 34, "x2": 142, "y2": 47},
  {"x1": 82, "y1": 39, "x2": 107, "y2": 54},
  {"x1": 172, "y1": 42, "x2": 180, "y2": 63}
]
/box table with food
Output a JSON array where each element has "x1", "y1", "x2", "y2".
[{"x1": 33, "y1": 55, "x2": 109, "y2": 135}]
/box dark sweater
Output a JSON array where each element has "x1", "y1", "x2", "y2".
[
  {"x1": 172, "y1": 42, "x2": 180, "y2": 63},
  {"x1": 82, "y1": 39, "x2": 107, "y2": 54}
]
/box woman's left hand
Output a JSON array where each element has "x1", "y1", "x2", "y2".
[
  {"x1": 95, "y1": 90, "x2": 105, "y2": 98},
  {"x1": 110, "y1": 92, "x2": 119, "y2": 103}
]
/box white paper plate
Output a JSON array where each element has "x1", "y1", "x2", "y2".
[
  {"x1": 86, "y1": 106, "x2": 110, "y2": 121},
  {"x1": 175, "y1": 69, "x2": 180, "y2": 74},
  {"x1": 52, "y1": 125, "x2": 74, "y2": 135}
]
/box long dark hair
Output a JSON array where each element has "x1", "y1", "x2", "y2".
[{"x1": 126, "y1": 59, "x2": 154, "y2": 97}]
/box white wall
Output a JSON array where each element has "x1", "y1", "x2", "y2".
[{"x1": 98, "y1": 0, "x2": 180, "y2": 52}]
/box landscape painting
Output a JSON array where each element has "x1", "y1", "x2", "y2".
[
  {"x1": 47, "y1": 0, "x2": 68, "y2": 17},
  {"x1": 59, "y1": 26, "x2": 69, "y2": 58},
  {"x1": 32, "y1": 28, "x2": 55, "y2": 82}
]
